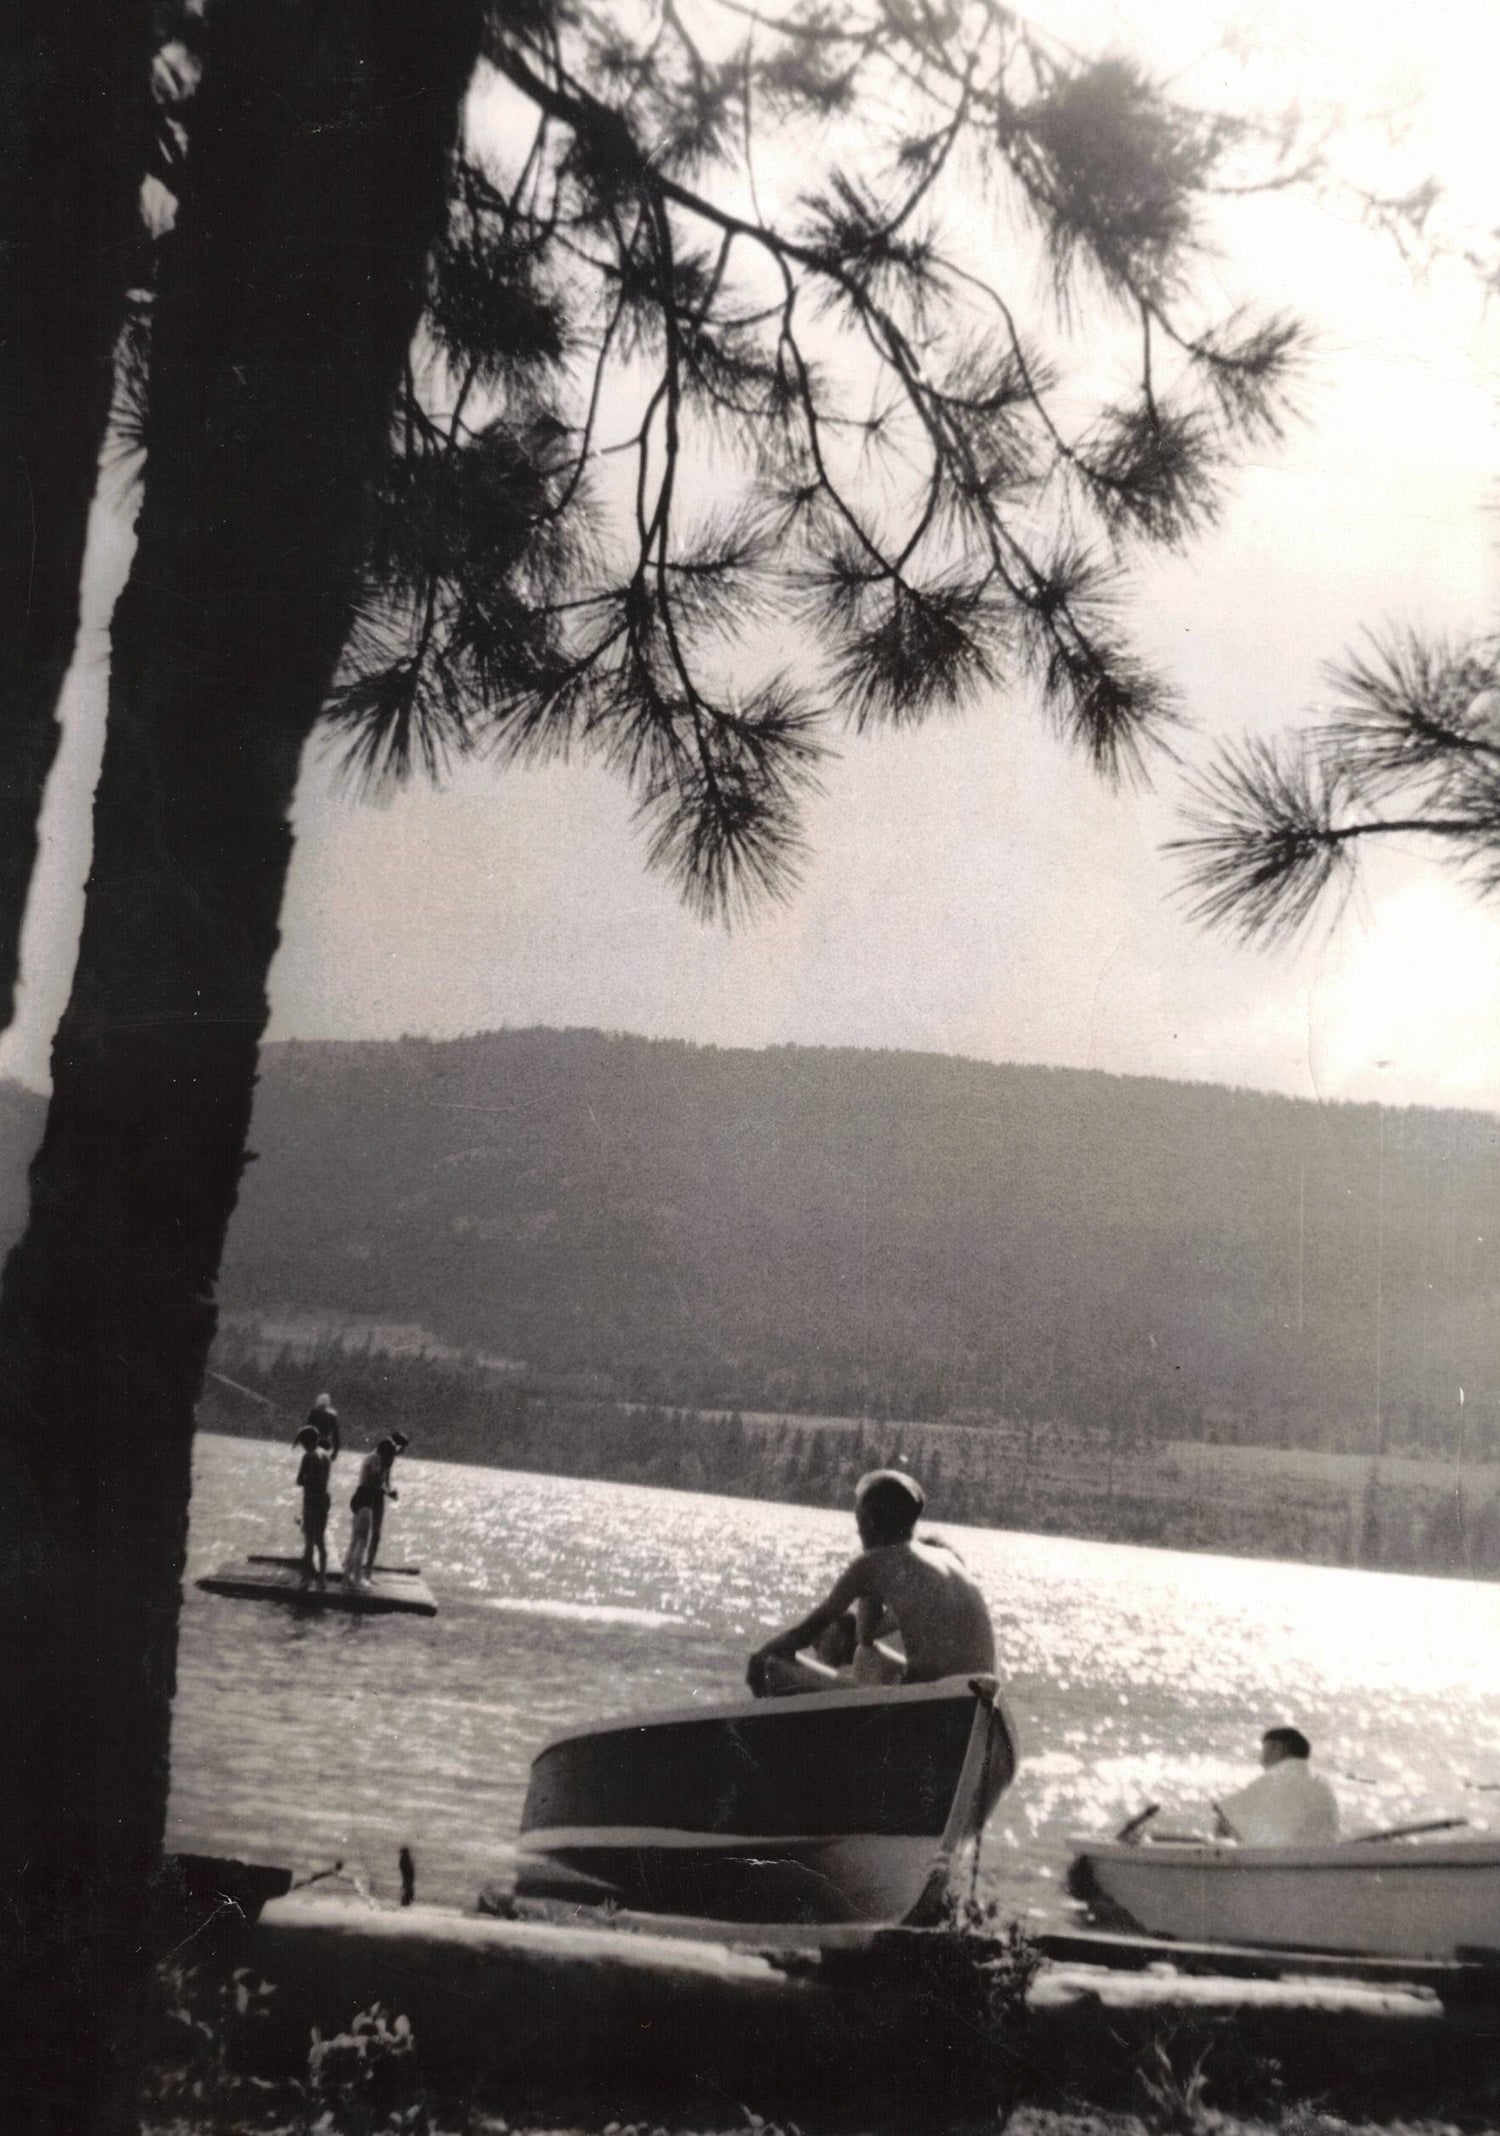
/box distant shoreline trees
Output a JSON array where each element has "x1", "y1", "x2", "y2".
[{"x1": 201, "y1": 1326, "x2": 1500, "y2": 1582}]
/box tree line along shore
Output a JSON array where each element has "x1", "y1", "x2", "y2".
[{"x1": 202, "y1": 1327, "x2": 1500, "y2": 1581}]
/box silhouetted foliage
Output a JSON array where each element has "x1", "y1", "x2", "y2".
[
  {"x1": 306, "y1": 0, "x2": 1328, "y2": 916},
  {"x1": 1175, "y1": 630, "x2": 1500, "y2": 942},
  {"x1": 106, "y1": 1, "x2": 1355, "y2": 928}
]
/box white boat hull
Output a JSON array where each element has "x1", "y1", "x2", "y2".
[
  {"x1": 515, "y1": 1676, "x2": 1016, "y2": 1932},
  {"x1": 1070, "y1": 1836, "x2": 1500, "y2": 1962}
]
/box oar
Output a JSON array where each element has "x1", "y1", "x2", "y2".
[
  {"x1": 1115, "y1": 1803, "x2": 1161, "y2": 1844},
  {"x1": 1345, "y1": 1816, "x2": 1468, "y2": 1845}
]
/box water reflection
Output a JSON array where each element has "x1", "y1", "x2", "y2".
[{"x1": 169, "y1": 1435, "x2": 1500, "y2": 1922}]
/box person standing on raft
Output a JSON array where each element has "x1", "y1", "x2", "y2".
[
  {"x1": 344, "y1": 1436, "x2": 401, "y2": 1588},
  {"x1": 304, "y1": 1391, "x2": 341, "y2": 1460},
  {"x1": 746, "y1": 1469, "x2": 995, "y2": 1696},
  {"x1": 293, "y1": 1424, "x2": 334, "y2": 1584},
  {"x1": 366, "y1": 1431, "x2": 409, "y2": 1574}
]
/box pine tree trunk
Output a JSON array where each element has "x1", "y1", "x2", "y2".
[
  {"x1": 0, "y1": 1, "x2": 152, "y2": 1031},
  {"x1": 0, "y1": 4, "x2": 482, "y2": 2128}
]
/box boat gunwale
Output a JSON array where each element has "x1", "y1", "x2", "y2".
[
  {"x1": 519, "y1": 1826, "x2": 938, "y2": 1850},
  {"x1": 1074, "y1": 1835, "x2": 1500, "y2": 1874},
  {"x1": 528, "y1": 1672, "x2": 1003, "y2": 1755}
]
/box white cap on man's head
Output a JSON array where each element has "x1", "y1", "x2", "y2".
[{"x1": 855, "y1": 1468, "x2": 925, "y2": 1514}]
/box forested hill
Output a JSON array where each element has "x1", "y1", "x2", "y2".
[{"x1": 4, "y1": 1029, "x2": 1500, "y2": 1453}]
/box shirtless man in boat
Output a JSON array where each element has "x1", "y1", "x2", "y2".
[{"x1": 746, "y1": 1469, "x2": 995, "y2": 1696}]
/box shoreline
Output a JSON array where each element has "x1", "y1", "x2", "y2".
[{"x1": 144, "y1": 1891, "x2": 1500, "y2": 2135}]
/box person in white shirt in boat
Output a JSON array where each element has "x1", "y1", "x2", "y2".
[
  {"x1": 1213, "y1": 1726, "x2": 1339, "y2": 1846},
  {"x1": 746, "y1": 1469, "x2": 996, "y2": 1696}
]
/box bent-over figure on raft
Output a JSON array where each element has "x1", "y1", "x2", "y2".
[
  {"x1": 344, "y1": 1437, "x2": 401, "y2": 1590},
  {"x1": 746, "y1": 1469, "x2": 995, "y2": 1696},
  {"x1": 366, "y1": 1430, "x2": 409, "y2": 1574}
]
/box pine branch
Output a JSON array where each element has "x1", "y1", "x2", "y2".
[
  {"x1": 632, "y1": 680, "x2": 828, "y2": 919},
  {"x1": 1171, "y1": 737, "x2": 1355, "y2": 943},
  {"x1": 1316, "y1": 631, "x2": 1500, "y2": 798},
  {"x1": 1079, "y1": 396, "x2": 1223, "y2": 548}
]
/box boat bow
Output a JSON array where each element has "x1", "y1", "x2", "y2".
[{"x1": 515, "y1": 1674, "x2": 1017, "y2": 1934}]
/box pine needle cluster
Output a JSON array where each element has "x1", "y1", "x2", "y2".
[{"x1": 1174, "y1": 631, "x2": 1500, "y2": 942}]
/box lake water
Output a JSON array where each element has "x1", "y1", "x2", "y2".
[{"x1": 170, "y1": 1434, "x2": 1500, "y2": 1925}]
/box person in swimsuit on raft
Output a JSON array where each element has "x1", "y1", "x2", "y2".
[{"x1": 293, "y1": 1425, "x2": 334, "y2": 1585}]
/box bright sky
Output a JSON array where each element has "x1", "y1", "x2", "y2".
[{"x1": 7, "y1": 0, "x2": 1500, "y2": 1109}]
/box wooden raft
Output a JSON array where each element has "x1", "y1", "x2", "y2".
[{"x1": 197, "y1": 1553, "x2": 437, "y2": 1616}]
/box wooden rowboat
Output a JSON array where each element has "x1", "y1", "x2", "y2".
[
  {"x1": 1068, "y1": 1833, "x2": 1500, "y2": 1962},
  {"x1": 514, "y1": 1674, "x2": 1016, "y2": 1935}
]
